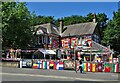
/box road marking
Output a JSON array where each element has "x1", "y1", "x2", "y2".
[
  {"x1": 20, "y1": 68, "x2": 119, "y2": 75},
  {"x1": 112, "y1": 75, "x2": 118, "y2": 77},
  {"x1": 0, "y1": 73, "x2": 118, "y2": 82}
]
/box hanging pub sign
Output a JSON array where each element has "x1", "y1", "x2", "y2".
[
  {"x1": 87, "y1": 35, "x2": 92, "y2": 47},
  {"x1": 81, "y1": 35, "x2": 92, "y2": 49},
  {"x1": 77, "y1": 37, "x2": 82, "y2": 49},
  {"x1": 61, "y1": 39, "x2": 64, "y2": 47},
  {"x1": 49, "y1": 35, "x2": 52, "y2": 45},
  {"x1": 64, "y1": 41, "x2": 69, "y2": 48},
  {"x1": 71, "y1": 37, "x2": 78, "y2": 48},
  {"x1": 63, "y1": 38, "x2": 70, "y2": 49},
  {"x1": 85, "y1": 55, "x2": 90, "y2": 61},
  {"x1": 52, "y1": 36, "x2": 59, "y2": 48}
]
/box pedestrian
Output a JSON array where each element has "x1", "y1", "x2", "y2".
[{"x1": 76, "y1": 58, "x2": 83, "y2": 73}]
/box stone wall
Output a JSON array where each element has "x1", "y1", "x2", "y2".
[{"x1": 1, "y1": 61, "x2": 19, "y2": 68}]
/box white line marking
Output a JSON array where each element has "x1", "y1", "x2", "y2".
[
  {"x1": 112, "y1": 75, "x2": 118, "y2": 77},
  {"x1": 0, "y1": 73, "x2": 118, "y2": 81}
]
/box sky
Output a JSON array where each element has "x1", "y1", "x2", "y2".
[{"x1": 26, "y1": 2, "x2": 119, "y2": 20}]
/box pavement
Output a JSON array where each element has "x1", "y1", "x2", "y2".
[{"x1": 1, "y1": 67, "x2": 120, "y2": 83}]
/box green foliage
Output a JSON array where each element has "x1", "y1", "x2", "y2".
[
  {"x1": 2, "y1": 2, "x2": 119, "y2": 53},
  {"x1": 85, "y1": 13, "x2": 93, "y2": 22},
  {"x1": 63, "y1": 15, "x2": 86, "y2": 26},
  {"x1": 97, "y1": 13, "x2": 108, "y2": 39},
  {"x1": 55, "y1": 13, "x2": 108, "y2": 31},
  {"x1": 32, "y1": 15, "x2": 55, "y2": 26},
  {"x1": 97, "y1": 13, "x2": 108, "y2": 28},
  {"x1": 55, "y1": 15, "x2": 86, "y2": 26},
  {"x1": 2, "y1": 2, "x2": 34, "y2": 49},
  {"x1": 102, "y1": 9, "x2": 120, "y2": 52}
]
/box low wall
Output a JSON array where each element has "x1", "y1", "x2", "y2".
[
  {"x1": 2, "y1": 61, "x2": 19, "y2": 68},
  {"x1": 21, "y1": 59, "x2": 119, "y2": 73},
  {"x1": 1, "y1": 59, "x2": 119, "y2": 73},
  {"x1": 22, "y1": 59, "x2": 64, "y2": 70},
  {"x1": 0, "y1": 62, "x2": 2, "y2": 66}
]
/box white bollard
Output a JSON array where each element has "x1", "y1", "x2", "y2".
[{"x1": 20, "y1": 60, "x2": 22, "y2": 68}]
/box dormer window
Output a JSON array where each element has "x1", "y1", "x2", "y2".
[{"x1": 36, "y1": 29, "x2": 43, "y2": 35}]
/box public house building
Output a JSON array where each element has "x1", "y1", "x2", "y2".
[{"x1": 33, "y1": 15, "x2": 112, "y2": 62}]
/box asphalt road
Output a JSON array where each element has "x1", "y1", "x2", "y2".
[{"x1": 1, "y1": 67, "x2": 120, "y2": 83}]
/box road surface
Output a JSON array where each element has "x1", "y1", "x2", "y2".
[{"x1": 1, "y1": 67, "x2": 119, "y2": 83}]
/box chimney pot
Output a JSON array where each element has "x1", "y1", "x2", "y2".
[
  {"x1": 93, "y1": 13, "x2": 97, "y2": 23},
  {"x1": 59, "y1": 19, "x2": 63, "y2": 36}
]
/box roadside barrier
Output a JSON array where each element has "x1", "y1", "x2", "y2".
[
  {"x1": 33, "y1": 63, "x2": 38, "y2": 69},
  {"x1": 79, "y1": 62, "x2": 119, "y2": 73},
  {"x1": 88, "y1": 63, "x2": 92, "y2": 72},
  {"x1": 38, "y1": 60, "x2": 43, "y2": 69},
  {"x1": 32, "y1": 60, "x2": 42, "y2": 69},
  {"x1": 2, "y1": 61, "x2": 19, "y2": 68},
  {"x1": 111, "y1": 63, "x2": 119, "y2": 73},
  {"x1": 57, "y1": 61, "x2": 64, "y2": 70},
  {"x1": 20, "y1": 59, "x2": 119, "y2": 73},
  {"x1": 92, "y1": 63, "x2": 97, "y2": 72},
  {"x1": 54, "y1": 62, "x2": 58, "y2": 70},
  {"x1": 22, "y1": 59, "x2": 32, "y2": 68},
  {"x1": 42, "y1": 61, "x2": 47, "y2": 69},
  {"x1": 32, "y1": 60, "x2": 64, "y2": 70},
  {"x1": 49, "y1": 60, "x2": 54, "y2": 69},
  {"x1": 104, "y1": 63, "x2": 111, "y2": 72},
  {"x1": 83, "y1": 63, "x2": 88, "y2": 72},
  {"x1": 64, "y1": 60, "x2": 75, "y2": 70},
  {"x1": 97, "y1": 63, "x2": 103, "y2": 72}
]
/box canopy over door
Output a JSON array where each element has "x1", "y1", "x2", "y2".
[{"x1": 37, "y1": 49, "x2": 56, "y2": 55}]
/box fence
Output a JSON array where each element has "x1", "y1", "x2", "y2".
[
  {"x1": 20, "y1": 59, "x2": 119, "y2": 73},
  {"x1": 32, "y1": 59, "x2": 64, "y2": 70}
]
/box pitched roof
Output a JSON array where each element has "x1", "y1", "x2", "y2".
[
  {"x1": 91, "y1": 41, "x2": 107, "y2": 52},
  {"x1": 36, "y1": 26, "x2": 48, "y2": 35},
  {"x1": 62, "y1": 22, "x2": 97, "y2": 37},
  {"x1": 34, "y1": 23, "x2": 59, "y2": 35}
]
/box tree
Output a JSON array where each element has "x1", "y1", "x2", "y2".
[
  {"x1": 55, "y1": 15, "x2": 86, "y2": 27},
  {"x1": 97, "y1": 13, "x2": 108, "y2": 39},
  {"x1": 85, "y1": 13, "x2": 94, "y2": 22},
  {"x1": 32, "y1": 15, "x2": 55, "y2": 26},
  {"x1": 85, "y1": 13, "x2": 108, "y2": 40},
  {"x1": 2, "y1": 2, "x2": 34, "y2": 49},
  {"x1": 102, "y1": 9, "x2": 120, "y2": 52}
]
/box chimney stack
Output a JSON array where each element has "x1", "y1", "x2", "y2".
[
  {"x1": 59, "y1": 19, "x2": 63, "y2": 36},
  {"x1": 93, "y1": 13, "x2": 97, "y2": 23}
]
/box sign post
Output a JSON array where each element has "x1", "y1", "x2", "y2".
[{"x1": 20, "y1": 60, "x2": 22, "y2": 68}]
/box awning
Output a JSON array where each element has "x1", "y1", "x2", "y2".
[
  {"x1": 38, "y1": 49, "x2": 47, "y2": 55},
  {"x1": 46, "y1": 50, "x2": 56, "y2": 55},
  {"x1": 37, "y1": 49, "x2": 56, "y2": 55}
]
